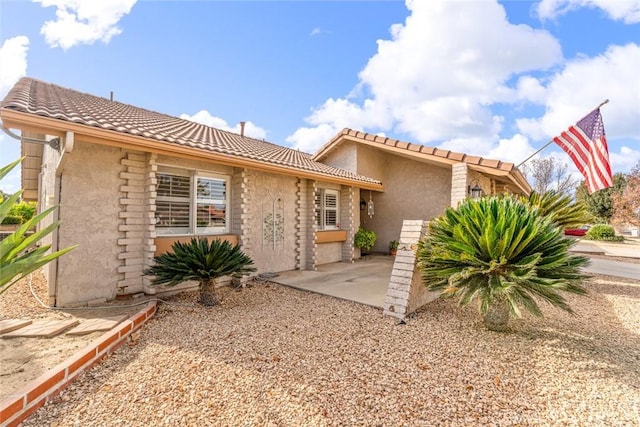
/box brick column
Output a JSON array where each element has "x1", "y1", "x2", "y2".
[
  {"x1": 340, "y1": 185, "x2": 355, "y2": 263},
  {"x1": 383, "y1": 220, "x2": 439, "y2": 320},
  {"x1": 117, "y1": 150, "x2": 151, "y2": 295},
  {"x1": 305, "y1": 180, "x2": 317, "y2": 270},
  {"x1": 450, "y1": 162, "x2": 468, "y2": 207}
]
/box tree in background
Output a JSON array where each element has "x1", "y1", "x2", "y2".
[
  {"x1": 575, "y1": 173, "x2": 626, "y2": 224},
  {"x1": 612, "y1": 162, "x2": 640, "y2": 228},
  {"x1": 521, "y1": 157, "x2": 579, "y2": 197}
]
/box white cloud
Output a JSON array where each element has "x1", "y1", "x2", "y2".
[
  {"x1": 180, "y1": 110, "x2": 268, "y2": 140},
  {"x1": 286, "y1": 123, "x2": 338, "y2": 154},
  {"x1": 35, "y1": 0, "x2": 137, "y2": 49},
  {"x1": 0, "y1": 36, "x2": 29, "y2": 193},
  {"x1": 610, "y1": 146, "x2": 640, "y2": 172},
  {"x1": 0, "y1": 36, "x2": 29, "y2": 98},
  {"x1": 287, "y1": 0, "x2": 562, "y2": 153},
  {"x1": 537, "y1": 0, "x2": 640, "y2": 24},
  {"x1": 515, "y1": 76, "x2": 547, "y2": 104},
  {"x1": 485, "y1": 134, "x2": 536, "y2": 165},
  {"x1": 516, "y1": 43, "x2": 640, "y2": 141}
]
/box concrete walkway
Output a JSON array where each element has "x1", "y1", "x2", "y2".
[
  {"x1": 273, "y1": 241, "x2": 639, "y2": 309},
  {"x1": 272, "y1": 255, "x2": 394, "y2": 308}
]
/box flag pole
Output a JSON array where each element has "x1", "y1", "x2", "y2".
[{"x1": 516, "y1": 99, "x2": 610, "y2": 168}]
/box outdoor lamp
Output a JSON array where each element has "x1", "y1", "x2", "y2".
[{"x1": 468, "y1": 180, "x2": 483, "y2": 199}]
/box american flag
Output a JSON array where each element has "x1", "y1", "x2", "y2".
[{"x1": 553, "y1": 108, "x2": 613, "y2": 194}]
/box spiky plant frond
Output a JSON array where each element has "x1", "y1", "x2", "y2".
[
  {"x1": 145, "y1": 238, "x2": 256, "y2": 288},
  {"x1": 418, "y1": 196, "x2": 589, "y2": 325},
  {"x1": 1, "y1": 158, "x2": 77, "y2": 295},
  {"x1": 523, "y1": 191, "x2": 590, "y2": 229}
]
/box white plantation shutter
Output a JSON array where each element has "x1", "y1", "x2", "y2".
[
  {"x1": 323, "y1": 190, "x2": 338, "y2": 229},
  {"x1": 156, "y1": 172, "x2": 191, "y2": 234},
  {"x1": 315, "y1": 189, "x2": 340, "y2": 230},
  {"x1": 156, "y1": 168, "x2": 229, "y2": 235}
]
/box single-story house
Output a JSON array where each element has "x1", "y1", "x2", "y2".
[{"x1": 1, "y1": 77, "x2": 530, "y2": 307}]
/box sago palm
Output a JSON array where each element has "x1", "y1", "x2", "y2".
[
  {"x1": 144, "y1": 238, "x2": 256, "y2": 306},
  {"x1": 417, "y1": 196, "x2": 589, "y2": 331},
  {"x1": 523, "y1": 190, "x2": 590, "y2": 229}
]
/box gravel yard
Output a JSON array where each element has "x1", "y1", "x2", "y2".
[{"x1": 19, "y1": 273, "x2": 640, "y2": 426}]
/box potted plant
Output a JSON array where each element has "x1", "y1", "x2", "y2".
[
  {"x1": 389, "y1": 239, "x2": 399, "y2": 256},
  {"x1": 354, "y1": 226, "x2": 377, "y2": 255}
]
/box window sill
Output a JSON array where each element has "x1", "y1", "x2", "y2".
[
  {"x1": 155, "y1": 234, "x2": 238, "y2": 256},
  {"x1": 316, "y1": 230, "x2": 347, "y2": 244}
]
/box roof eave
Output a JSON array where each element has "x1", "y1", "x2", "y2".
[{"x1": 1, "y1": 109, "x2": 384, "y2": 191}]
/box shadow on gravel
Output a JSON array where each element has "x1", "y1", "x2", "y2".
[{"x1": 512, "y1": 277, "x2": 640, "y2": 392}]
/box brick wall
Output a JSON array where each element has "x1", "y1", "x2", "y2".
[
  {"x1": 450, "y1": 162, "x2": 468, "y2": 207},
  {"x1": 383, "y1": 220, "x2": 439, "y2": 320}
]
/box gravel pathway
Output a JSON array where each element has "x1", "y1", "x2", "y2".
[{"x1": 21, "y1": 274, "x2": 640, "y2": 426}]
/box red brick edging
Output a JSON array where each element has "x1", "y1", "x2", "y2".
[{"x1": 0, "y1": 301, "x2": 157, "y2": 427}]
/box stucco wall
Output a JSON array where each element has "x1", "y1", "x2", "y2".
[
  {"x1": 357, "y1": 145, "x2": 451, "y2": 253},
  {"x1": 36, "y1": 134, "x2": 60, "y2": 299},
  {"x1": 316, "y1": 242, "x2": 342, "y2": 265},
  {"x1": 56, "y1": 141, "x2": 124, "y2": 305},
  {"x1": 244, "y1": 171, "x2": 298, "y2": 273},
  {"x1": 319, "y1": 142, "x2": 358, "y2": 172}
]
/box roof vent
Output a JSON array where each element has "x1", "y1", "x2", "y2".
[{"x1": 240, "y1": 121, "x2": 246, "y2": 137}]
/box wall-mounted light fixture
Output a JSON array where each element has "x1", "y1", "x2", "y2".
[
  {"x1": 468, "y1": 180, "x2": 483, "y2": 199},
  {"x1": 360, "y1": 199, "x2": 367, "y2": 210}
]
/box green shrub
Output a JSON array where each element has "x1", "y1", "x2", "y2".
[
  {"x1": 585, "y1": 224, "x2": 623, "y2": 242},
  {"x1": 11, "y1": 201, "x2": 36, "y2": 222},
  {"x1": 1, "y1": 201, "x2": 37, "y2": 225},
  {"x1": 1, "y1": 215, "x2": 22, "y2": 225},
  {"x1": 354, "y1": 227, "x2": 376, "y2": 251}
]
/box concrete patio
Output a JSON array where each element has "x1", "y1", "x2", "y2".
[{"x1": 272, "y1": 255, "x2": 394, "y2": 308}]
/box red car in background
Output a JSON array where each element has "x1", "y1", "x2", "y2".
[{"x1": 564, "y1": 226, "x2": 590, "y2": 237}]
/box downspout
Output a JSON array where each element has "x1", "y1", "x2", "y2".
[{"x1": 50, "y1": 131, "x2": 74, "y2": 306}]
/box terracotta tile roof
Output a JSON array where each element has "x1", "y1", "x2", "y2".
[
  {"x1": 314, "y1": 128, "x2": 518, "y2": 173},
  {"x1": 1, "y1": 78, "x2": 381, "y2": 186}
]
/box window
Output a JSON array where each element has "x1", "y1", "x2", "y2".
[
  {"x1": 156, "y1": 167, "x2": 229, "y2": 235},
  {"x1": 315, "y1": 189, "x2": 340, "y2": 230}
]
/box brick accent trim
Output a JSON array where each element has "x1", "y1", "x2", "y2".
[
  {"x1": 117, "y1": 151, "x2": 156, "y2": 295},
  {"x1": 383, "y1": 220, "x2": 439, "y2": 320},
  {"x1": 340, "y1": 185, "x2": 355, "y2": 263},
  {"x1": 450, "y1": 162, "x2": 468, "y2": 207},
  {"x1": 0, "y1": 302, "x2": 157, "y2": 427},
  {"x1": 306, "y1": 180, "x2": 318, "y2": 270}
]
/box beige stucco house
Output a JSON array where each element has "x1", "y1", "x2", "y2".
[{"x1": 1, "y1": 78, "x2": 530, "y2": 307}]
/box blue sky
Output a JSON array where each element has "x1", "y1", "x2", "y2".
[{"x1": 1, "y1": 0, "x2": 639, "y2": 193}]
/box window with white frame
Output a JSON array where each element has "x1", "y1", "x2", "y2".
[
  {"x1": 315, "y1": 189, "x2": 340, "y2": 230},
  {"x1": 156, "y1": 167, "x2": 229, "y2": 235}
]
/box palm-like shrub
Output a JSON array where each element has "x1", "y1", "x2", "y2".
[
  {"x1": 417, "y1": 196, "x2": 589, "y2": 331},
  {"x1": 1, "y1": 158, "x2": 77, "y2": 295},
  {"x1": 523, "y1": 191, "x2": 590, "y2": 229},
  {"x1": 144, "y1": 238, "x2": 256, "y2": 306}
]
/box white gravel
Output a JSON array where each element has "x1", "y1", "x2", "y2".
[{"x1": 19, "y1": 275, "x2": 640, "y2": 426}]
